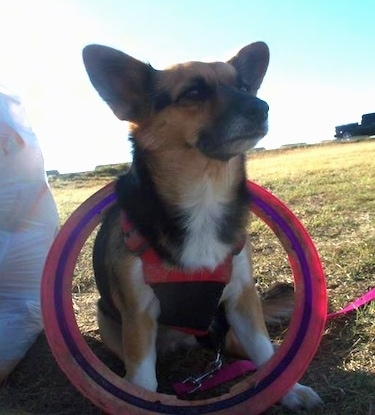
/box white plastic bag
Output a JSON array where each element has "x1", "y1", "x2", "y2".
[{"x1": 0, "y1": 86, "x2": 59, "y2": 381}]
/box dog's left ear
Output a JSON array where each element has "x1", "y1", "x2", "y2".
[
  {"x1": 229, "y1": 42, "x2": 269, "y2": 94},
  {"x1": 82, "y1": 44, "x2": 154, "y2": 121}
]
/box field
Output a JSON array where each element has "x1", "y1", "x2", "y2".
[{"x1": 0, "y1": 140, "x2": 374, "y2": 415}]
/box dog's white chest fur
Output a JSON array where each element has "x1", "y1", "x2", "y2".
[{"x1": 179, "y1": 179, "x2": 230, "y2": 270}]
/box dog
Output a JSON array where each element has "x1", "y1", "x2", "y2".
[{"x1": 82, "y1": 42, "x2": 322, "y2": 410}]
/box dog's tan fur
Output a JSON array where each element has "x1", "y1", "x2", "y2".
[{"x1": 83, "y1": 42, "x2": 322, "y2": 410}]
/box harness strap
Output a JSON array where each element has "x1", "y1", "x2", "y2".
[
  {"x1": 121, "y1": 212, "x2": 149, "y2": 254},
  {"x1": 143, "y1": 249, "x2": 233, "y2": 284},
  {"x1": 121, "y1": 210, "x2": 246, "y2": 284},
  {"x1": 150, "y1": 281, "x2": 227, "y2": 336},
  {"x1": 121, "y1": 210, "x2": 244, "y2": 336}
]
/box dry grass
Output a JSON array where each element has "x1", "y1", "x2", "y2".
[{"x1": 0, "y1": 141, "x2": 374, "y2": 415}]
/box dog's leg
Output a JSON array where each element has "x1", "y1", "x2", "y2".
[
  {"x1": 222, "y1": 243, "x2": 322, "y2": 410},
  {"x1": 222, "y1": 247, "x2": 275, "y2": 366},
  {"x1": 98, "y1": 308, "x2": 123, "y2": 359},
  {"x1": 120, "y1": 307, "x2": 158, "y2": 391},
  {"x1": 111, "y1": 259, "x2": 160, "y2": 392}
]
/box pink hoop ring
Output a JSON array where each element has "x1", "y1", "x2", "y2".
[{"x1": 41, "y1": 180, "x2": 327, "y2": 415}]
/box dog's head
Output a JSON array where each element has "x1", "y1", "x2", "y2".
[{"x1": 83, "y1": 42, "x2": 269, "y2": 161}]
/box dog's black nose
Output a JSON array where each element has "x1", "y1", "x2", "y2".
[
  {"x1": 246, "y1": 97, "x2": 269, "y2": 122},
  {"x1": 232, "y1": 90, "x2": 269, "y2": 123}
]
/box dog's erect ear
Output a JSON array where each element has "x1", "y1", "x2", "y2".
[
  {"x1": 229, "y1": 42, "x2": 269, "y2": 94},
  {"x1": 82, "y1": 44, "x2": 154, "y2": 121}
]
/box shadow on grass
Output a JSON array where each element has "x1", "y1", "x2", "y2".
[
  {"x1": 267, "y1": 312, "x2": 375, "y2": 415},
  {"x1": 0, "y1": 314, "x2": 373, "y2": 415}
]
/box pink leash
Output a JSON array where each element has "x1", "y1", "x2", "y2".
[
  {"x1": 326, "y1": 287, "x2": 375, "y2": 320},
  {"x1": 173, "y1": 288, "x2": 375, "y2": 397}
]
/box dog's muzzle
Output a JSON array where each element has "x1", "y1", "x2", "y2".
[
  {"x1": 243, "y1": 96, "x2": 269, "y2": 123},
  {"x1": 197, "y1": 92, "x2": 269, "y2": 161}
]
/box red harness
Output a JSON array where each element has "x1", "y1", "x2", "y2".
[
  {"x1": 121, "y1": 211, "x2": 245, "y2": 285},
  {"x1": 121, "y1": 211, "x2": 245, "y2": 336}
]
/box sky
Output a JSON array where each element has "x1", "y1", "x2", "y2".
[{"x1": 1, "y1": 0, "x2": 374, "y2": 173}]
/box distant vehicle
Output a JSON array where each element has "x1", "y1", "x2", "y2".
[{"x1": 335, "y1": 112, "x2": 375, "y2": 139}]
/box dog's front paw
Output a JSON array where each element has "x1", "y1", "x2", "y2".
[
  {"x1": 125, "y1": 371, "x2": 158, "y2": 392},
  {"x1": 280, "y1": 383, "x2": 323, "y2": 411}
]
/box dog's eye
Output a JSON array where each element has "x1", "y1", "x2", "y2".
[
  {"x1": 183, "y1": 88, "x2": 202, "y2": 99},
  {"x1": 178, "y1": 83, "x2": 210, "y2": 102},
  {"x1": 239, "y1": 85, "x2": 250, "y2": 93}
]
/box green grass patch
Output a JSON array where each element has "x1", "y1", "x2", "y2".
[{"x1": 1, "y1": 140, "x2": 374, "y2": 415}]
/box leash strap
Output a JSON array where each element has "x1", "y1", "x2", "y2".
[
  {"x1": 326, "y1": 287, "x2": 375, "y2": 320},
  {"x1": 173, "y1": 359, "x2": 256, "y2": 396},
  {"x1": 173, "y1": 287, "x2": 375, "y2": 397}
]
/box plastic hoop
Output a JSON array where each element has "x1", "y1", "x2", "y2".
[{"x1": 41, "y1": 180, "x2": 327, "y2": 415}]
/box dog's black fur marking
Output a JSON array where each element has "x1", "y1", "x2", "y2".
[
  {"x1": 93, "y1": 203, "x2": 122, "y2": 323},
  {"x1": 151, "y1": 281, "x2": 226, "y2": 331},
  {"x1": 217, "y1": 165, "x2": 251, "y2": 245},
  {"x1": 116, "y1": 146, "x2": 185, "y2": 265},
  {"x1": 153, "y1": 91, "x2": 172, "y2": 112}
]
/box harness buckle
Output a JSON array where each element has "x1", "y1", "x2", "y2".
[
  {"x1": 181, "y1": 350, "x2": 223, "y2": 394},
  {"x1": 123, "y1": 229, "x2": 149, "y2": 255}
]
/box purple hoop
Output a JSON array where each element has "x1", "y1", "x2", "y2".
[{"x1": 41, "y1": 180, "x2": 327, "y2": 415}]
